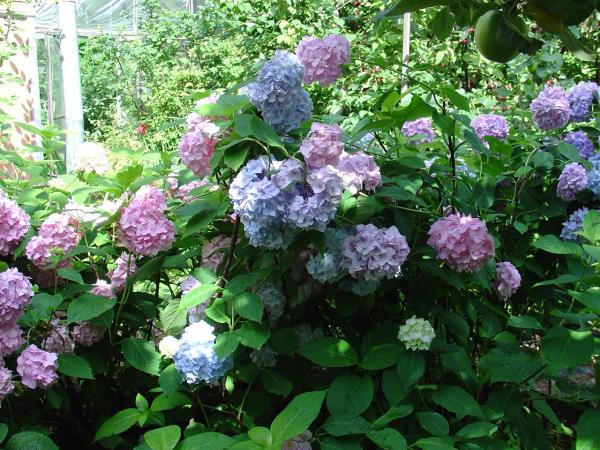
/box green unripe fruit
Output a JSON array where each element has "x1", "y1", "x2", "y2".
[{"x1": 475, "y1": 10, "x2": 526, "y2": 63}]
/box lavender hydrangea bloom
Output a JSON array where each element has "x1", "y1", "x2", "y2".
[
  {"x1": 564, "y1": 131, "x2": 595, "y2": 159},
  {"x1": 561, "y1": 208, "x2": 589, "y2": 242},
  {"x1": 246, "y1": 51, "x2": 312, "y2": 133},
  {"x1": 341, "y1": 224, "x2": 410, "y2": 281},
  {"x1": 0, "y1": 322, "x2": 24, "y2": 356},
  {"x1": 42, "y1": 318, "x2": 75, "y2": 354},
  {"x1": 401, "y1": 118, "x2": 435, "y2": 145},
  {"x1": 296, "y1": 34, "x2": 350, "y2": 86},
  {"x1": 172, "y1": 321, "x2": 232, "y2": 384},
  {"x1": 0, "y1": 367, "x2": 15, "y2": 401},
  {"x1": 557, "y1": 163, "x2": 588, "y2": 201},
  {"x1": 0, "y1": 268, "x2": 33, "y2": 325},
  {"x1": 0, "y1": 188, "x2": 30, "y2": 256},
  {"x1": 336, "y1": 151, "x2": 382, "y2": 194},
  {"x1": 530, "y1": 86, "x2": 571, "y2": 130},
  {"x1": 72, "y1": 321, "x2": 105, "y2": 346},
  {"x1": 494, "y1": 262, "x2": 521, "y2": 301},
  {"x1": 471, "y1": 114, "x2": 509, "y2": 143},
  {"x1": 568, "y1": 81, "x2": 599, "y2": 122},
  {"x1": 299, "y1": 122, "x2": 344, "y2": 169},
  {"x1": 16, "y1": 344, "x2": 58, "y2": 389}
]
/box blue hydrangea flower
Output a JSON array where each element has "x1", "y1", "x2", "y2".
[
  {"x1": 246, "y1": 51, "x2": 313, "y2": 133},
  {"x1": 587, "y1": 167, "x2": 600, "y2": 197},
  {"x1": 568, "y1": 81, "x2": 599, "y2": 122},
  {"x1": 564, "y1": 131, "x2": 595, "y2": 159},
  {"x1": 256, "y1": 282, "x2": 286, "y2": 325},
  {"x1": 561, "y1": 208, "x2": 589, "y2": 242},
  {"x1": 530, "y1": 86, "x2": 571, "y2": 131},
  {"x1": 306, "y1": 228, "x2": 352, "y2": 283},
  {"x1": 173, "y1": 321, "x2": 232, "y2": 384}
]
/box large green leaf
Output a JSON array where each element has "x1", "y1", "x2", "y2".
[
  {"x1": 323, "y1": 415, "x2": 371, "y2": 436},
  {"x1": 431, "y1": 386, "x2": 484, "y2": 418},
  {"x1": 235, "y1": 322, "x2": 270, "y2": 349},
  {"x1": 541, "y1": 326, "x2": 594, "y2": 369},
  {"x1": 533, "y1": 235, "x2": 582, "y2": 256},
  {"x1": 456, "y1": 422, "x2": 498, "y2": 439},
  {"x1": 5, "y1": 432, "x2": 59, "y2": 450},
  {"x1": 179, "y1": 284, "x2": 220, "y2": 311},
  {"x1": 576, "y1": 410, "x2": 600, "y2": 450},
  {"x1": 261, "y1": 370, "x2": 292, "y2": 397},
  {"x1": 67, "y1": 294, "x2": 116, "y2": 324},
  {"x1": 270, "y1": 390, "x2": 326, "y2": 442},
  {"x1": 417, "y1": 412, "x2": 449, "y2": 437},
  {"x1": 94, "y1": 408, "x2": 141, "y2": 441},
  {"x1": 144, "y1": 425, "x2": 181, "y2": 450},
  {"x1": 57, "y1": 354, "x2": 94, "y2": 379},
  {"x1": 360, "y1": 344, "x2": 404, "y2": 370},
  {"x1": 122, "y1": 337, "x2": 161, "y2": 375},
  {"x1": 233, "y1": 292, "x2": 263, "y2": 322},
  {"x1": 175, "y1": 433, "x2": 233, "y2": 450},
  {"x1": 327, "y1": 374, "x2": 374, "y2": 416},
  {"x1": 298, "y1": 337, "x2": 358, "y2": 367},
  {"x1": 159, "y1": 364, "x2": 182, "y2": 396},
  {"x1": 367, "y1": 428, "x2": 407, "y2": 450}
]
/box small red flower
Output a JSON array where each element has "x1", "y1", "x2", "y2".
[{"x1": 135, "y1": 123, "x2": 149, "y2": 135}]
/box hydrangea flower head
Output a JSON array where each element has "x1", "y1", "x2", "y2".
[
  {"x1": 42, "y1": 318, "x2": 74, "y2": 354},
  {"x1": 397, "y1": 316, "x2": 435, "y2": 351},
  {"x1": 530, "y1": 86, "x2": 571, "y2": 130},
  {"x1": 250, "y1": 345, "x2": 278, "y2": 368},
  {"x1": 173, "y1": 180, "x2": 209, "y2": 202},
  {"x1": 246, "y1": 50, "x2": 312, "y2": 133},
  {"x1": 342, "y1": 224, "x2": 410, "y2": 281},
  {"x1": 282, "y1": 431, "x2": 313, "y2": 450},
  {"x1": 0, "y1": 189, "x2": 30, "y2": 255},
  {"x1": 296, "y1": 34, "x2": 350, "y2": 86},
  {"x1": 0, "y1": 367, "x2": 14, "y2": 401},
  {"x1": 72, "y1": 321, "x2": 105, "y2": 346},
  {"x1": 299, "y1": 122, "x2": 344, "y2": 169},
  {"x1": 16, "y1": 344, "x2": 58, "y2": 389},
  {"x1": 25, "y1": 213, "x2": 81, "y2": 269},
  {"x1": 0, "y1": 268, "x2": 33, "y2": 325},
  {"x1": 564, "y1": 131, "x2": 595, "y2": 159},
  {"x1": 427, "y1": 213, "x2": 495, "y2": 272},
  {"x1": 257, "y1": 282, "x2": 286, "y2": 325},
  {"x1": 118, "y1": 186, "x2": 175, "y2": 256},
  {"x1": 568, "y1": 81, "x2": 599, "y2": 122},
  {"x1": 187, "y1": 93, "x2": 222, "y2": 130},
  {"x1": 402, "y1": 118, "x2": 435, "y2": 145},
  {"x1": 74, "y1": 142, "x2": 110, "y2": 174},
  {"x1": 557, "y1": 163, "x2": 588, "y2": 201},
  {"x1": 181, "y1": 276, "x2": 210, "y2": 323},
  {"x1": 0, "y1": 322, "x2": 24, "y2": 356},
  {"x1": 90, "y1": 279, "x2": 116, "y2": 299},
  {"x1": 493, "y1": 261, "x2": 521, "y2": 301},
  {"x1": 202, "y1": 235, "x2": 232, "y2": 271},
  {"x1": 471, "y1": 114, "x2": 509, "y2": 143},
  {"x1": 587, "y1": 168, "x2": 600, "y2": 197},
  {"x1": 109, "y1": 253, "x2": 137, "y2": 292},
  {"x1": 306, "y1": 228, "x2": 352, "y2": 283},
  {"x1": 561, "y1": 207, "x2": 589, "y2": 242},
  {"x1": 178, "y1": 130, "x2": 219, "y2": 177},
  {"x1": 336, "y1": 151, "x2": 382, "y2": 194},
  {"x1": 158, "y1": 336, "x2": 180, "y2": 358},
  {"x1": 172, "y1": 321, "x2": 232, "y2": 384}
]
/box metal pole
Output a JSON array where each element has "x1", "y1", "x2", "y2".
[
  {"x1": 58, "y1": 0, "x2": 84, "y2": 172},
  {"x1": 401, "y1": 13, "x2": 411, "y2": 94}
]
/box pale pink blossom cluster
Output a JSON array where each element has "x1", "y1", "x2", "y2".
[
  {"x1": 0, "y1": 188, "x2": 30, "y2": 256},
  {"x1": 337, "y1": 151, "x2": 382, "y2": 194},
  {"x1": 16, "y1": 344, "x2": 58, "y2": 389},
  {"x1": 187, "y1": 93, "x2": 222, "y2": 131},
  {"x1": 494, "y1": 261, "x2": 521, "y2": 301},
  {"x1": 299, "y1": 123, "x2": 344, "y2": 169},
  {"x1": 25, "y1": 213, "x2": 81, "y2": 269},
  {"x1": 72, "y1": 321, "x2": 105, "y2": 347},
  {"x1": 201, "y1": 235, "x2": 232, "y2": 271},
  {"x1": 108, "y1": 252, "x2": 138, "y2": 292},
  {"x1": 0, "y1": 367, "x2": 15, "y2": 401},
  {"x1": 90, "y1": 279, "x2": 116, "y2": 299},
  {"x1": 118, "y1": 186, "x2": 175, "y2": 256},
  {"x1": 0, "y1": 322, "x2": 24, "y2": 356},
  {"x1": 0, "y1": 268, "x2": 34, "y2": 325},
  {"x1": 180, "y1": 102, "x2": 220, "y2": 178},
  {"x1": 296, "y1": 34, "x2": 350, "y2": 86},
  {"x1": 42, "y1": 318, "x2": 75, "y2": 354},
  {"x1": 427, "y1": 213, "x2": 495, "y2": 272}
]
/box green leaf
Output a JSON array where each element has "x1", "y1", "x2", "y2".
[
  {"x1": 507, "y1": 315, "x2": 544, "y2": 330},
  {"x1": 227, "y1": 270, "x2": 270, "y2": 295},
  {"x1": 5, "y1": 432, "x2": 59, "y2": 450},
  {"x1": 559, "y1": 29, "x2": 596, "y2": 62},
  {"x1": 248, "y1": 427, "x2": 273, "y2": 446},
  {"x1": 261, "y1": 370, "x2": 293, "y2": 397},
  {"x1": 205, "y1": 298, "x2": 229, "y2": 323},
  {"x1": 160, "y1": 364, "x2": 182, "y2": 396},
  {"x1": 456, "y1": 422, "x2": 498, "y2": 439},
  {"x1": 397, "y1": 351, "x2": 425, "y2": 387},
  {"x1": 298, "y1": 337, "x2": 358, "y2": 367},
  {"x1": 361, "y1": 343, "x2": 403, "y2": 370},
  {"x1": 431, "y1": 8, "x2": 455, "y2": 40},
  {"x1": 179, "y1": 284, "x2": 220, "y2": 311},
  {"x1": 372, "y1": 405, "x2": 413, "y2": 429},
  {"x1": 175, "y1": 432, "x2": 233, "y2": 450},
  {"x1": 378, "y1": 0, "x2": 459, "y2": 19},
  {"x1": 367, "y1": 428, "x2": 407, "y2": 450},
  {"x1": 214, "y1": 332, "x2": 241, "y2": 358},
  {"x1": 533, "y1": 235, "x2": 582, "y2": 256},
  {"x1": 0, "y1": 423, "x2": 7, "y2": 443},
  {"x1": 67, "y1": 294, "x2": 116, "y2": 324},
  {"x1": 327, "y1": 374, "x2": 373, "y2": 416},
  {"x1": 144, "y1": 425, "x2": 181, "y2": 450},
  {"x1": 233, "y1": 292, "x2": 264, "y2": 322},
  {"x1": 57, "y1": 267, "x2": 84, "y2": 284},
  {"x1": 151, "y1": 392, "x2": 191, "y2": 412},
  {"x1": 270, "y1": 390, "x2": 326, "y2": 442},
  {"x1": 570, "y1": 290, "x2": 600, "y2": 312},
  {"x1": 417, "y1": 412, "x2": 449, "y2": 437},
  {"x1": 414, "y1": 437, "x2": 455, "y2": 450},
  {"x1": 323, "y1": 415, "x2": 371, "y2": 436},
  {"x1": 320, "y1": 437, "x2": 363, "y2": 450},
  {"x1": 576, "y1": 410, "x2": 600, "y2": 450},
  {"x1": 224, "y1": 146, "x2": 249, "y2": 171},
  {"x1": 94, "y1": 408, "x2": 141, "y2": 441},
  {"x1": 235, "y1": 322, "x2": 270, "y2": 349},
  {"x1": 479, "y1": 352, "x2": 544, "y2": 384},
  {"x1": 234, "y1": 114, "x2": 285, "y2": 149},
  {"x1": 533, "y1": 151, "x2": 554, "y2": 170},
  {"x1": 159, "y1": 301, "x2": 187, "y2": 335},
  {"x1": 57, "y1": 354, "x2": 94, "y2": 379},
  {"x1": 122, "y1": 337, "x2": 161, "y2": 375},
  {"x1": 127, "y1": 256, "x2": 165, "y2": 286},
  {"x1": 439, "y1": 86, "x2": 468, "y2": 111},
  {"x1": 28, "y1": 293, "x2": 63, "y2": 323},
  {"x1": 431, "y1": 386, "x2": 484, "y2": 418},
  {"x1": 541, "y1": 327, "x2": 594, "y2": 369}
]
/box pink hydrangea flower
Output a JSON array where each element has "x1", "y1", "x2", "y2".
[
  {"x1": 179, "y1": 130, "x2": 219, "y2": 177},
  {"x1": 118, "y1": 186, "x2": 176, "y2": 256},
  {"x1": 299, "y1": 123, "x2": 344, "y2": 169},
  {"x1": 0, "y1": 367, "x2": 15, "y2": 400},
  {"x1": 0, "y1": 189, "x2": 30, "y2": 255},
  {"x1": 494, "y1": 261, "x2": 521, "y2": 301},
  {"x1": 17, "y1": 344, "x2": 58, "y2": 389},
  {"x1": 73, "y1": 321, "x2": 105, "y2": 346},
  {"x1": 427, "y1": 213, "x2": 495, "y2": 272},
  {"x1": 187, "y1": 93, "x2": 222, "y2": 130},
  {"x1": 42, "y1": 318, "x2": 75, "y2": 354},
  {"x1": 174, "y1": 180, "x2": 209, "y2": 202},
  {"x1": 109, "y1": 252, "x2": 137, "y2": 292},
  {"x1": 557, "y1": 163, "x2": 588, "y2": 201},
  {"x1": 0, "y1": 268, "x2": 33, "y2": 325},
  {"x1": 0, "y1": 322, "x2": 24, "y2": 356},
  {"x1": 90, "y1": 279, "x2": 116, "y2": 299},
  {"x1": 25, "y1": 213, "x2": 81, "y2": 269},
  {"x1": 401, "y1": 118, "x2": 435, "y2": 145},
  {"x1": 202, "y1": 235, "x2": 232, "y2": 271},
  {"x1": 296, "y1": 34, "x2": 350, "y2": 86},
  {"x1": 341, "y1": 224, "x2": 410, "y2": 281},
  {"x1": 336, "y1": 151, "x2": 382, "y2": 194}
]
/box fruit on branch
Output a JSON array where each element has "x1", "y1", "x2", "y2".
[{"x1": 474, "y1": 10, "x2": 527, "y2": 63}]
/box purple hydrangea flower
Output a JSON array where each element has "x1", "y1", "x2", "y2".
[
  {"x1": 568, "y1": 81, "x2": 599, "y2": 122},
  {"x1": 0, "y1": 268, "x2": 33, "y2": 325},
  {"x1": 564, "y1": 131, "x2": 595, "y2": 159},
  {"x1": 401, "y1": 118, "x2": 435, "y2": 145},
  {"x1": 471, "y1": 114, "x2": 509, "y2": 143},
  {"x1": 25, "y1": 213, "x2": 81, "y2": 269},
  {"x1": 108, "y1": 252, "x2": 137, "y2": 292},
  {"x1": 557, "y1": 163, "x2": 588, "y2": 201},
  {"x1": 336, "y1": 151, "x2": 382, "y2": 194},
  {"x1": 257, "y1": 282, "x2": 286, "y2": 325},
  {"x1": 0, "y1": 367, "x2": 15, "y2": 401},
  {"x1": 178, "y1": 130, "x2": 219, "y2": 178},
  {"x1": 16, "y1": 344, "x2": 58, "y2": 389},
  {"x1": 296, "y1": 34, "x2": 350, "y2": 86},
  {"x1": 561, "y1": 208, "x2": 589, "y2": 242},
  {"x1": 299, "y1": 122, "x2": 344, "y2": 169},
  {"x1": 0, "y1": 188, "x2": 30, "y2": 256},
  {"x1": 0, "y1": 322, "x2": 24, "y2": 356},
  {"x1": 42, "y1": 318, "x2": 75, "y2": 354},
  {"x1": 72, "y1": 321, "x2": 105, "y2": 346},
  {"x1": 493, "y1": 261, "x2": 521, "y2": 301},
  {"x1": 341, "y1": 224, "x2": 410, "y2": 281},
  {"x1": 246, "y1": 51, "x2": 312, "y2": 133},
  {"x1": 530, "y1": 86, "x2": 571, "y2": 130}
]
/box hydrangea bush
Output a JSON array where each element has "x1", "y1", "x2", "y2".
[{"x1": 1, "y1": 20, "x2": 600, "y2": 450}]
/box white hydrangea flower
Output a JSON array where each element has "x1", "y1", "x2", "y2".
[
  {"x1": 75, "y1": 142, "x2": 110, "y2": 175},
  {"x1": 397, "y1": 315, "x2": 435, "y2": 351},
  {"x1": 158, "y1": 336, "x2": 180, "y2": 358}
]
